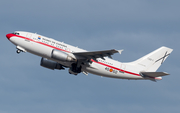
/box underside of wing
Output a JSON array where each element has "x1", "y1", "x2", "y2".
[{"x1": 73, "y1": 49, "x2": 123, "y2": 60}]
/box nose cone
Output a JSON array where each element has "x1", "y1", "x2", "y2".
[{"x1": 6, "y1": 33, "x2": 13, "y2": 40}]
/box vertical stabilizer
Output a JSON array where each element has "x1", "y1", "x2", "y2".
[{"x1": 131, "y1": 46, "x2": 173, "y2": 72}]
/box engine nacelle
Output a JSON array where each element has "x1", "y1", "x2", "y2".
[
  {"x1": 51, "y1": 49, "x2": 76, "y2": 62},
  {"x1": 40, "y1": 58, "x2": 64, "y2": 70}
]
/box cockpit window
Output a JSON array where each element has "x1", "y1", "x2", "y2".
[{"x1": 13, "y1": 32, "x2": 19, "y2": 35}]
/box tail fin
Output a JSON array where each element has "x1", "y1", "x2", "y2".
[{"x1": 131, "y1": 46, "x2": 173, "y2": 72}]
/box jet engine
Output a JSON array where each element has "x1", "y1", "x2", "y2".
[
  {"x1": 51, "y1": 49, "x2": 76, "y2": 62},
  {"x1": 40, "y1": 58, "x2": 65, "y2": 70}
]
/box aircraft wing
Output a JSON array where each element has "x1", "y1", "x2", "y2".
[{"x1": 73, "y1": 49, "x2": 123, "y2": 60}]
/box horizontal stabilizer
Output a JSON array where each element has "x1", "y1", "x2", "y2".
[{"x1": 140, "y1": 72, "x2": 169, "y2": 77}]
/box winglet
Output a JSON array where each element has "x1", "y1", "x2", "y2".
[{"x1": 117, "y1": 50, "x2": 123, "y2": 54}]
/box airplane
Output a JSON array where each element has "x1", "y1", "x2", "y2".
[{"x1": 6, "y1": 31, "x2": 173, "y2": 81}]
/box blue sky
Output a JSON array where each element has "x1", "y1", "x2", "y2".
[{"x1": 0, "y1": 0, "x2": 180, "y2": 113}]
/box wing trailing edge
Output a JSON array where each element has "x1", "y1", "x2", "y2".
[{"x1": 73, "y1": 49, "x2": 123, "y2": 60}]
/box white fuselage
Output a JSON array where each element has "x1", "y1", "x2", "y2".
[{"x1": 6, "y1": 31, "x2": 151, "y2": 80}]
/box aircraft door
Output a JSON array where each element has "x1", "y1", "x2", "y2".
[
  {"x1": 26, "y1": 33, "x2": 32, "y2": 39},
  {"x1": 120, "y1": 64, "x2": 126, "y2": 73}
]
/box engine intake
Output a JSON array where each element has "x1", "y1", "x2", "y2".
[
  {"x1": 40, "y1": 58, "x2": 64, "y2": 70},
  {"x1": 51, "y1": 49, "x2": 76, "y2": 62}
]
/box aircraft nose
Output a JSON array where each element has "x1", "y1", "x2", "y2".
[{"x1": 6, "y1": 33, "x2": 13, "y2": 40}]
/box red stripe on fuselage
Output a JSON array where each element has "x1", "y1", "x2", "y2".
[
  {"x1": 7, "y1": 33, "x2": 70, "y2": 53},
  {"x1": 91, "y1": 59, "x2": 141, "y2": 76},
  {"x1": 7, "y1": 33, "x2": 141, "y2": 76},
  {"x1": 7, "y1": 33, "x2": 160, "y2": 79},
  {"x1": 92, "y1": 60, "x2": 160, "y2": 79},
  {"x1": 6, "y1": 33, "x2": 16, "y2": 40}
]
